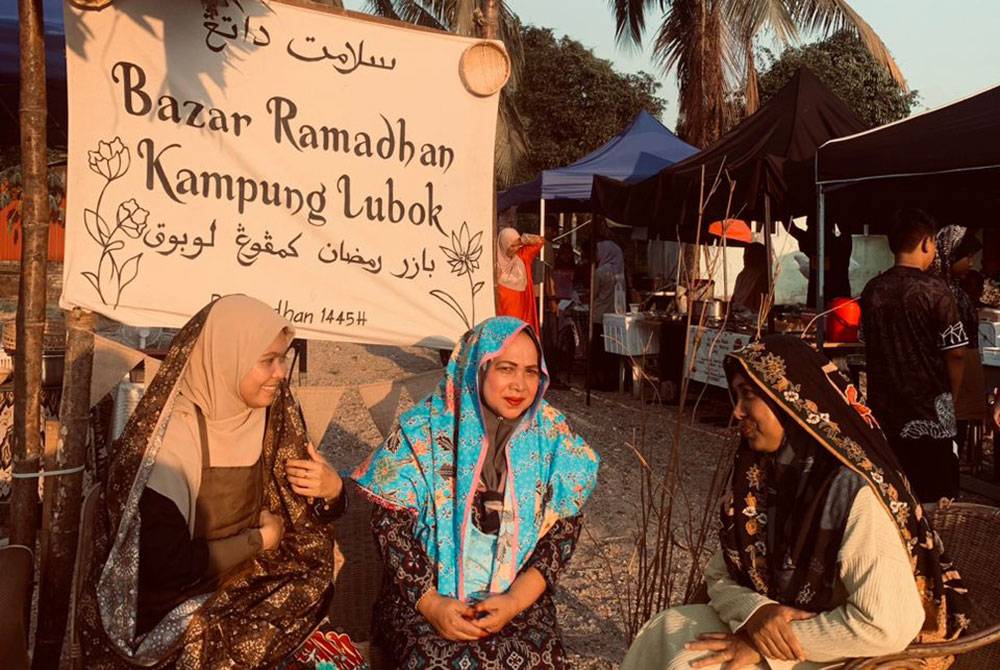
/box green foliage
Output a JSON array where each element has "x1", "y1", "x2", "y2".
[
  {"x1": 508, "y1": 26, "x2": 667, "y2": 186},
  {"x1": 758, "y1": 30, "x2": 919, "y2": 129}
]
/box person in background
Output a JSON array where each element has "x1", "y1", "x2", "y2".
[
  {"x1": 354, "y1": 317, "x2": 599, "y2": 669},
  {"x1": 544, "y1": 242, "x2": 578, "y2": 389},
  {"x1": 589, "y1": 229, "x2": 626, "y2": 391},
  {"x1": 933, "y1": 226, "x2": 987, "y2": 459},
  {"x1": 860, "y1": 209, "x2": 968, "y2": 502},
  {"x1": 731, "y1": 243, "x2": 769, "y2": 316},
  {"x1": 622, "y1": 336, "x2": 970, "y2": 670},
  {"x1": 496, "y1": 227, "x2": 545, "y2": 337}
]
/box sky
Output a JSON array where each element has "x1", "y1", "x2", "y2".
[{"x1": 344, "y1": 0, "x2": 1000, "y2": 129}]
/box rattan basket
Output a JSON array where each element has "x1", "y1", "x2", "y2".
[{"x1": 2, "y1": 316, "x2": 66, "y2": 353}]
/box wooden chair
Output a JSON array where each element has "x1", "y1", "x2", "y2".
[
  {"x1": 843, "y1": 503, "x2": 1000, "y2": 669},
  {"x1": 0, "y1": 544, "x2": 33, "y2": 670}
]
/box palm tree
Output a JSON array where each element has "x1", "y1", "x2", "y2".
[
  {"x1": 610, "y1": 0, "x2": 907, "y2": 147},
  {"x1": 360, "y1": 1, "x2": 527, "y2": 185}
]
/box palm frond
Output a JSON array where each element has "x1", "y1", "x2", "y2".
[
  {"x1": 609, "y1": 0, "x2": 668, "y2": 48},
  {"x1": 725, "y1": 0, "x2": 797, "y2": 45},
  {"x1": 364, "y1": 0, "x2": 401, "y2": 20},
  {"x1": 790, "y1": 0, "x2": 907, "y2": 91}
]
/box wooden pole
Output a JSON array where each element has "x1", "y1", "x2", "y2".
[
  {"x1": 33, "y1": 309, "x2": 96, "y2": 668},
  {"x1": 764, "y1": 195, "x2": 775, "y2": 334},
  {"x1": 12, "y1": 0, "x2": 51, "y2": 552}
]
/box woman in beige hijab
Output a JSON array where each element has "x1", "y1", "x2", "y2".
[{"x1": 77, "y1": 295, "x2": 344, "y2": 668}]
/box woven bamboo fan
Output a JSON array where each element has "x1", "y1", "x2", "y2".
[{"x1": 459, "y1": 41, "x2": 510, "y2": 97}]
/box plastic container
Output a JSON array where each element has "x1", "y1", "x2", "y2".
[
  {"x1": 826, "y1": 297, "x2": 861, "y2": 343},
  {"x1": 613, "y1": 274, "x2": 627, "y2": 315}
]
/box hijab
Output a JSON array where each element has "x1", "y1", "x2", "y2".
[
  {"x1": 722, "y1": 336, "x2": 970, "y2": 648},
  {"x1": 353, "y1": 316, "x2": 599, "y2": 600},
  {"x1": 77, "y1": 296, "x2": 334, "y2": 668},
  {"x1": 731, "y1": 243, "x2": 769, "y2": 312},
  {"x1": 596, "y1": 239, "x2": 625, "y2": 276},
  {"x1": 148, "y1": 295, "x2": 292, "y2": 531},
  {"x1": 933, "y1": 225, "x2": 981, "y2": 340},
  {"x1": 497, "y1": 227, "x2": 528, "y2": 291}
]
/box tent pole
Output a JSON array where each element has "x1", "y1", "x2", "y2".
[
  {"x1": 764, "y1": 195, "x2": 775, "y2": 334},
  {"x1": 816, "y1": 186, "x2": 826, "y2": 346},
  {"x1": 539, "y1": 199, "x2": 546, "y2": 330},
  {"x1": 586, "y1": 214, "x2": 596, "y2": 406}
]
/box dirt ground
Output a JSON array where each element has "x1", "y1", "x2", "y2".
[{"x1": 306, "y1": 340, "x2": 737, "y2": 668}]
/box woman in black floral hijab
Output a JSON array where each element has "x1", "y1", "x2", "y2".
[{"x1": 623, "y1": 336, "x2": 970, "y2": 670}]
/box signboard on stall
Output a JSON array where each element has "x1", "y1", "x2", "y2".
[
  {"x1": 61, "y1": 0, "x2": 504, "y2": 347},
  {"x1": 686, "y1": 325, "x2": 751, "y2": 388}
]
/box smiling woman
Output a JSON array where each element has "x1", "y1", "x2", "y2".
[
  {"x1": 622, "y1": 336, "x2": 971, "y2": 670},
  {"x1": 75, "y1": 295, "x2": 348, "y2": 668},
  {"x1": 353, "y1": 316, "x2": 600, "y2": 669}
]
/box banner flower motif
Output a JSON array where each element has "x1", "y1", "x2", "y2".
[
  {"x1": 117, "y1": 199, "x2": 149, "y2": 239},
  {"x1": 430, "y1": 221, "x2": 486, "y2": 329},
  {"x1": 87, "y1": 137, "x2": 130, "y2": 181},
  {"x1": 439, "y1": 221, "x2": 483, "y2": 277},
  {"x1": 81, "y1": 137, "x2": 145, "y2": 309}
]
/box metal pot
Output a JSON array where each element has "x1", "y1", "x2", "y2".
[{"x1": 691, "y1": 299, "x2": 726, "y2": 322}]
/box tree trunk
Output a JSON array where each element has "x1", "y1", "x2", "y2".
[
  {"x1": 32, "y1": 309, "x2": 96, "y2": 669},
  {"x1": 12, "y1": 0, "x2": 51, "y2": 556}
]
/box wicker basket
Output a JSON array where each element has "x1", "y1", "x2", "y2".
[{"x1": 2, "y1": 316, "x2": 66, "y2": 353}]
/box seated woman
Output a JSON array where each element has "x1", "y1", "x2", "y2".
[
  {"x1": 623, "y1": 335, "x2": 971, "y2": 670},
  {"x1": 77, "y1": 295, "x2": 345, "y2": 667},
  {"x1": 353, "y1": 316, "x2": 600, "y2": 669}
]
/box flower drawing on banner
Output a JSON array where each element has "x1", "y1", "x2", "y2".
[
  {"x1": 430, "y1": 221, "x2": 486, "y2": 329},
  {"x1": 80, "y1": 137, "x2": 145, "y2": 309},
  {"x1": 87, "y1": 137, "x2": 130, "y2": 181}
]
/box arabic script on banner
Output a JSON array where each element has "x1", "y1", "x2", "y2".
[{"x1": 62, "y1": 0, "x2": 502, "y2": 347}]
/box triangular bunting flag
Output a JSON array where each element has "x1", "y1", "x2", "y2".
[
  {"x1": 401, "y1": 370, "x2": 441, "y2": 406},
  {"x1": 294, "y1": 386, "x2": 347, "y2": 447},
  {"x1": 91, "y1": 335, "x2": 145, "y2": 408},
  {"x1": 358, "y1": 380, "x2": 403, "y2": 440}
]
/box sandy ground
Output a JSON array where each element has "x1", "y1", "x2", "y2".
[{"x1": 306, "y1": 340, "x2": 737, "y2": 668}]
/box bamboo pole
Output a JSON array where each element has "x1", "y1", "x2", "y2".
[
  {"x1": 12, "y1": 0, "x2": 51, "y2": 552},
  {"x1": 33, "y1": 309, "x2": 96, "y2": 669}
]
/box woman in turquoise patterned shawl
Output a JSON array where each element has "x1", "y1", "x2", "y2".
[{"x1": 354, "y1": 316, "x2": 599, "y2": 669}]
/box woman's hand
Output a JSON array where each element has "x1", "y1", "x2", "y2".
[
  {"x1": 286, "y1": 443, "x2": 343, "y2": 501},
  {"x1": 520, "y1": 233, "x2": 544, "y2": 246},
  {"x1": 472, "y1": 593, "x2": 521, "y2": 634},
  {"x1": 416, "y1": 591, "x2": 488, "y2": 641},
  {"x1": 686, "y1": 632, "x2": 763, "y2": 669},
  {"x1": 738, "y1": 603, "x2": 815, "y2": 661},
  {"x1": 258, "y1": 509, "x2": 285, "y2": 551}
]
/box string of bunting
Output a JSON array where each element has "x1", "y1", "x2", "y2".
[{"x1": 89, "y1": 334, "x2": 442, "y2": 445}]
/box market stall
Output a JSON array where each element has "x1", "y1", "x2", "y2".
[{"x1": 591, "y1": 68, "x2": 867, "y2": 394}]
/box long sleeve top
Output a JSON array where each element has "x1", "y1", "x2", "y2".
[{"x1": 705, "y1": 484, "x2": 926, "y2": 667}]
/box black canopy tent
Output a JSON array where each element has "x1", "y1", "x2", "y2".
[
  {"x1": 593, "y1": 67, "x2": 866, "y2": 307},
  {"x1": 814, "y1": 83, "x2": 1000, "y2": 313}
]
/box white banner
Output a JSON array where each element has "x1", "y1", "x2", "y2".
[{"x1": 62, "y1": 0, "x2": 503, "y2": 347}]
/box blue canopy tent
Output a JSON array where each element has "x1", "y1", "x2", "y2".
[
  {"x1": 498, "y1": 110, "x2": 697, "y2": 216},
  {"x1": 1, "y1": 0, "x2": 67, "y2": 147}
]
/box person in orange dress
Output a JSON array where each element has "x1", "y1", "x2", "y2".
[{"x1": 495, "y1": 227, "x2": 545, "y2": 336}]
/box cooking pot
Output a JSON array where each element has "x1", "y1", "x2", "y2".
[{"x1": 691, "y1": 299, "x2": 726, "y2": 322}]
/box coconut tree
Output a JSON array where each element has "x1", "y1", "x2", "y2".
[
  {"x1": 362, "y1": 0, "x2": 527, "y2": 185},
  {"x1": 610, "y1": 0, "x2": 906, "y2": 147}
]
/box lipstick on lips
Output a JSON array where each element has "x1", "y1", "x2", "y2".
[{"x1": 503, "y1": 395, "x2": 525, "y2": 409}]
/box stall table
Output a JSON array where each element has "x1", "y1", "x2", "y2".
[{"x1": 602, "y1": 313, "x2": 664, "y2": 397}]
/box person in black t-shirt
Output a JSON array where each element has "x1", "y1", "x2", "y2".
[{"x1": 860, "y1": 209, "x2": 968, "y2": 502}]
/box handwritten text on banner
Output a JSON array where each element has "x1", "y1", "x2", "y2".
[{"x1": 62, "y1": 0, "x2": 501, "y2": 347}]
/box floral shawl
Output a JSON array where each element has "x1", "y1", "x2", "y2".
[
  {"x1": 353, "y1": 317, "x2": 599, "y2": 601},
  {"x1": 76, "y1": 301, "x2": 335, "y2": 668},
  {"x1": 721, "y1": 336, "x2": 971, "y2": 658}
]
